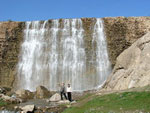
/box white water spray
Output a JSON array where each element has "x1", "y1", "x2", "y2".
[{"x1": 17, "y1": 18, "x2": 111, "y2": 91}]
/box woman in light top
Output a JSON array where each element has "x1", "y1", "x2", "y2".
[{"x1": 67, "y1": 83, "x2": 72, "y2": 102}]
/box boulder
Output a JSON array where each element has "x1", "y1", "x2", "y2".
[
  {"x1": 0, "y1": 87, "x2": 6, "y2": 94},
  {"x1": 0, "y1": 94, "x2": 12, "y2": 102},
  {"x1": 47, "y1": 93, "x2": 61, "y2": 102},
  {"x1": 0, "y1": 87, "x2": 11, "y2": 95},
  {"x1": 35, "y1": 86, "x2": 51, "y2": 99},
  {"x1": 20, "y1": 105, "x2": 35, "y2": 113},
  {"x1": 0, "y1": 94, "x2": 22, "y2": 103},
  {"x1": 103, "y1": 32, "x2": 150, "y2": 91},
  {"x1": 15, "y1": 89, "x2": 34, "y2": 100}
]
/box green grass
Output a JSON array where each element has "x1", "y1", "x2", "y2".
[
  {"x1": 0, "y1": 99, "x2": 7, "y2": 107},
  {"x1": 63, "y1": 91, "x2": 150, "y2": 113},
  {"x1": 77, "y1": 93, "x2": 93, "y2": 101}
]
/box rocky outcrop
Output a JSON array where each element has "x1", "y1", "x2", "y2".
[
  {"x1": 47, "y1": 93, "x2": 61, "y2": 102},
  {"x1": 0, "y1": 21, "x2": 24, "y2": 87},
  {"x1": 0, "y1": 87, "x2": 11, "y2": 95},
  {"x1": 0, "y1": 87, "x2": 6, "y2": 94},
  {"x1": 35, "y1": 86, "x2": 51, "y2": 99},
  {"x1": 0, "y1": 94, "x2": 22, "y2": 103},
  {"x1": 15, "y1": 89, "x2": 34, "y2": 100},
  {"x1": 103, "y1": 32, "x2": 150, "y2": 91},
  {"x1": 103, "y1": 17, "x2": 150, "y2": 67}
]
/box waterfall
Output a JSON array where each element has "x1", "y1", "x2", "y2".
[{"x1": 17, "y1": 18, "x2": 111, "y2": 91}]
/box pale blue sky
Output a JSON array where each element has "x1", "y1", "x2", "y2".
[{"x1": 0, "y1": 0, "x2": 150, "y2": 21}]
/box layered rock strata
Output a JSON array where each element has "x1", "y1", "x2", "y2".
[{"x1": 0, "y1": 21, "x2": 24, "y2": 87}]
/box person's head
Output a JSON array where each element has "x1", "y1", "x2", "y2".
[
  {"x1": 68, "y1": 83, "x2": 70, "y2": 87},
  {"x1": 62, "y1": 83, "x2": 65, "y2": 86}
]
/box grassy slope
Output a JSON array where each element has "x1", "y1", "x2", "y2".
[{"x1": 63, "y1": 91, "x2": 150, "y2": 113}]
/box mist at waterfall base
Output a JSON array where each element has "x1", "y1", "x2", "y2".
[
  {"x1": 0, "y1": 111, "x2": 19, "y2": 113},
  {"x1": 17, "y1": 18, "x2": 111, "y2": 92}
]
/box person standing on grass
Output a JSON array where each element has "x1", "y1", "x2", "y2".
[
  {"x1": 60, "y1": 83, "x2": 68, "y2": 100},
  {"x1": 67, "y1": 83, "x2": 72, "y2": 102}
]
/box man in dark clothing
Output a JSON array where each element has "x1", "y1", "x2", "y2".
[{"x1": 60, "y1": 83, "x2": 67, "y2": 100}]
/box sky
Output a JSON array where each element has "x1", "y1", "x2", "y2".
[{"x1": 0, "y1": 0, "x2": 150, "y2": 21}]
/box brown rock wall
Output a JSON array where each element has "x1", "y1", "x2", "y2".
[
  {"x1": 103, "y1": 17, "x2": 150, "y2": 67},
  {"x1": 0, "y1": 21, "x2": 24, "y2": 87}
]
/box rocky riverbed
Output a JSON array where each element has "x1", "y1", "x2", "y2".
[{"x1": 0, "y1": 86, "x2": 83, "y2": 113}]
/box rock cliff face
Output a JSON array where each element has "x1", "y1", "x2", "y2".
[
  {"x1": 0, "y1": 21, "x2": 24, "y2": 87},
  {"x1": 0, "y1": 17, "x2": 150, "y2": 90},
  {"x1": 103, "y1": 17, "x2": 150, "y2": 67},
  {"x1": 103, "y1": 32, "x2": 150, "y2": 90}
]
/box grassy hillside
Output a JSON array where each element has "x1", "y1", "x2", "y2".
[{"x1": 63, "y1": 91, "x2": 150, "y2": 113}]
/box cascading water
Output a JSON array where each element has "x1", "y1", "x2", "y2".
[
  {"x1": 17, "y1": 18, "x2": 111, "y2": 91},
  {"x1": 0, "y1": 110, "x2": 19, "y2": 113}
]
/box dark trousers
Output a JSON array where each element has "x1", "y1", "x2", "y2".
[
  {"x1": 60, "y1": 92, "x2": 67, "y2": 100},
  {"x1": 67, "y1": 92, "x2": 72, "y2": 102}
]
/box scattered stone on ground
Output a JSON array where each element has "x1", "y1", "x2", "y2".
[
  {"x1": 16, "y1": 99, "x2": 68, "y2": 113},
  {"x1": 0, "y1": 90, "x2": 81, "y2": 112},
  {"x1": 57, "y1": 100, "x2": 70, "y2": 104}
]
